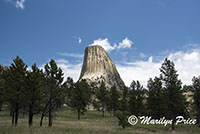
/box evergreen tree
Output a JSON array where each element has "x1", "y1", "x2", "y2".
[
  {"x1": 40, "y1": 59, "x2": 64, "y2": 127},
  {"x1": 25, "y1": 64, "x2": 45, "y2": 126},
  {"x1": 96, "y1": 81, "x2": 109, "y2": 117},
  {"x1": 128, "y1": 81, "x2": 137, "y2": 115},
  {"x1": 147, "y1": 77, "x2": 168, "y2": 118},
  {"x1": 63, "y1": 77, "x2": 74, "y2": 106},
  {"x1": 109, "y1": 85, "x2": 120, "y2": 116},
  {"x1": 129, "y1": 80, "x2": 146, "y2": 116},
  {"x1": 68, "y1": 79, "x2": 91, "y2": 119},
  {"x1": 90, "y1": 82, "x2": 101, "y2": 111},
  {"x1": 160, "y1": 58, "x2": 187, "y2": 130},
  {"x1": 116, "y1": 111, "x2": 131, "y2": 129},
  {"x1": 0, "y1": 65, "x2": 5, "y2": 111},
  {"x1": 5, "y1": 56, "x2": 28, "y2": 125},
  {"x1": 192, "y1": 76, "x2": 200, "y2": 124},
  {"x1": 121, "y1": 86, "x2": 129, "y2": 114}
]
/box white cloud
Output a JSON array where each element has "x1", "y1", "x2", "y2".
[
  {"x1": 78, "y1": 37, "x2": 82, "y2": 44},
  {"x1": 16, "y1": 0, "x2": 25, "y2": 10},
  {"x1": 117, "y1": 57, "x2": 160, "y2": 87},
  {"x1": 117, "y1": 49, "x2": 200, "y2": 87},
  {"x1": 139, "y1": 53, "x2": 147, "y2": 58},
  {"x1": 89, "y1": 37, "x2": 133, "y2": 52},
  {"x1": 118, "y1": 37, "x2": 133, "y2": 49},
  {"x1": 39, "y1": 59, "x2": 82, "y2": 82},
  {"x1": 55, "y1": 59, "x2": 82, "y2": 82},
  {"x1": 72, "y1": 36, "x2": 82, "y2": 44},
  {"x1": 89, "y1": 38, "x2": 117, "y2": 52},
  {"x1": 57, "y1": 52, "x2": 83, "y2": 59}
]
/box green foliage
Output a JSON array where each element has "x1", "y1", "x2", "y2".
[
  {"x1": 62, "y1": 77, "x2": 74, "y2": 105},
  {"x1": 192, "y1": 76, "x2": 200, "y2": 124},
  {"x1": 0, "y1": 65, "x2": 6, "y2": 111},
  {"x1": 25, "y1": 63, "x2": 45, "y2": 126},
  {"x1": 96, "y1": 81, "x2": 109, "y2": 117},
  {"x1": 43, "y1": 59, "x2": 64, "y2": 127},
  {"x1": 5, "y1": 56, "x2": 28, "y2": 125},
  {"x1": 67, "y1": 79, "x2": 91, "y2": 119},
  {"x1": 129, "y1": 80, "x2": 146, "y2": 116},
  {"x1": 108, "y1": 85, "x2": 120, "y2": 116},
  {"x1": 160, "y1": 58, "x2": 187, "y2": 130},
  {"x1": 121, "y1": 86, "x2": 129, "y2": 114},
  {"x1": 147, "y1": 77, "x2": 168, "y2": 118},
  {"x1": 116, "y1": 110, "x2": 130, "y2": 129}
]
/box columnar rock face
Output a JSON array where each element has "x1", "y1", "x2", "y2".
[{"x1": 79, "y1": 45, "x2": 125, "y2": 89}]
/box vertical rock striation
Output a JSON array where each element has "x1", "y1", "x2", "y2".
[{"x1": 79, "y1": 45, "x2": 125, "y2": 89}]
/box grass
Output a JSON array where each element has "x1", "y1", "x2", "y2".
[{"x1": 0, "y1": 106, "x2": 200, "y2": 134}]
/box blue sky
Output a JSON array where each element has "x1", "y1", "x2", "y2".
[{"x1": 1, "y1": 0, "x2": 200, "y2": 86}]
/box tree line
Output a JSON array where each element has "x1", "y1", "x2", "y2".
[{"x1": 0, "y1": 56, "x2": 200, "y2": 130}]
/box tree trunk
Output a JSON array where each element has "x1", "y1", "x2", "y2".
[
  {"x1": 15, "y1": 109, "x2": 19, "y2": 125},
  {"x1": 40, "y1": 103, "x2": 48, "y2": 127},
  {"x1": 15, "y1": 101, "x2": 19, "y2": 126},
  {"x1": 28, "y1": 105, "x2": 33, "y2": 127},
  {"x1": 40, "y1": 113, "x2": 44, "y2": 127},
  {"x1": 77, "y1": 108, "x2": 80, "y2": 120},
  {"x1": 48, "y1": 109, "x2": 52, "y2": 127},
  {"x1": 12, "y1": 111, "x2": 14, "y2": 125}
]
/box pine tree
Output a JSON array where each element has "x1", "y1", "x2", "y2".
[
  {"x1": 121, "y1": 86, "x2": 129, "y2": 114},
  {"x1": 109, "y1": 85, "x2": 120, "y2": 116},
  {"x1": 192, "y1": 76, "x2": 200, "y2": 124},
  {"x1": 25, "y1": 63, "x2": 45, "y2": 126},
  {"x1": 0, "y1": 65, "x2": 5, "y2": 111},
  {"x1": 68, "y1": 79, "x2": 91, "y2": 119},
  {"x1": 5, "y1": 56, "x2": 28, "y2": 125},
  {"x1": 116, "y1": 111, "x2": 131, "y2": 129},
  {"x1": 96, "y1": 81, "x2": 109, "y2": 117},
  {"x1": 129, "y1": 80, "x2": 146, "y2": 116},
  {"x1": 63, "y1": 77, "x2": 74, "y2": 106},
  {"x1": 40, "y1": 59, "x2": 64, "y2": 127},
  {"x1": 128, "y1": 81, "x2": 137, "y2": 115},
  {"x1": 147, "y1": 77, "x2": 168, "y2": 118},
  {"x1": 89, "y1": 82, "x2": 101, "y2": 111},
  {"x1": 160, "y1": 58, "x2": 187, "y2": 130}
]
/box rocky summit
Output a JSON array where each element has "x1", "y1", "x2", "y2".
[{"x1": 79, "y1": 45, "x2": 125, "y2": 89}]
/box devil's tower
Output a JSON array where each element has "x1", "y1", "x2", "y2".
[{"x1": 79, "y1": 45, "x2": 125, "y2": 89}]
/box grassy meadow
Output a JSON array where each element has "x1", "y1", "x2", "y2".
[{"x1": 0, "y1": 106, "x2": 200, "y2": 134}]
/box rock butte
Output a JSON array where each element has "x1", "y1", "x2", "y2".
[{"x1": 79, "y1": 45, "x2": 125, "y2": 89}]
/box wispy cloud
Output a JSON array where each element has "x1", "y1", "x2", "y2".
[
  {"x1": 89, "y1": 37, "x2": 133, "y2": 52},
  {"x1": 6, "y1": 0, "x2": 26, "y2": 10},
  {"x1": 57, "y1": 52, "x2": 83, "y2": 59},
  {"x1": 78, "y1": 37, "x2": 82, "y2": 44},
  {"x1": 16, "y1": 0, "x2": 25, "y2": 10},
  {"x1": 72, "y1": 36, "x2": 82, "y2": 44},
  {"x1": 139, "y1": 53, "x2": 147, "y2": 58}
]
